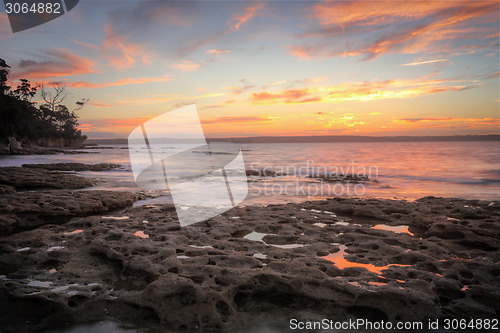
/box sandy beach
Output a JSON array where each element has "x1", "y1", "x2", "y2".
[{"x1": 0, "y1": 163, "x2": 498, "y2": 332}]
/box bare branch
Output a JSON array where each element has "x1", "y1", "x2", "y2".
[
  {"x1": 72, "y1": 98, "x2": 89, "y2": 113},
  {"x1": 41, "y1": 81, "x2": 68, "y2": 112}
]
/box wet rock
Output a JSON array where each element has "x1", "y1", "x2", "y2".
[
  {"x1": 0, "y1": 190, "x2": 138, "y2": 235},
  {"x1": 0, "y1": 142, "x2": 10, "y2": 155},
  {"x1": 0, "y1": 196, "x2": 498, "y2": 332},
  {"x1": 307, "y1": 174, "x2": 371, "y2": 183},
  {"x1": 0, "y1": 143, "x2": 62, "y2": 155},
  {"x1": 0, "y1": 167, "x2": 93, "y2": 190},
  {"x1": 22, "y1": 163, "x2": 121, "y2": 172}
]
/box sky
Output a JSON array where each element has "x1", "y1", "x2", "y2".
[{"x1": 1, "y1": 0, "x2": 499, "y2": 139}]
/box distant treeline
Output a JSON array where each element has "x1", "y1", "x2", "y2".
[
  {"x1": 0, "y1": 58, "x2": 87, "y2": 145},
  {"x1": 86, "y1": 134, "x2": 500, "y2": 145}
]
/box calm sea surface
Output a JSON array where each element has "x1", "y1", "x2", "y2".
[{"x1": 0, "y1": 141, "x2": 499, "y2": 204}]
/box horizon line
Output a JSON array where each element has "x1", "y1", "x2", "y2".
[{"x1": 86, "y1": 134, "x2": 500, "y2": 143}]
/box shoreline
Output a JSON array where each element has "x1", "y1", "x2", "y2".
[{"x1": 0, "y1": 164, "x2": 498, "y2": 332}]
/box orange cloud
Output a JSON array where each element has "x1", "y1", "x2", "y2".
[
  {"x1": 293, "y1": 1, "x2": 499, "y2": 60},
  {"x1": 223, "y1": 79, "x2": 255, "y2": 95},
  {"x1": 289, "y1": 44, "x2": 363, "y2": 60},
  {"x1": 228, "y1": 3, "x2": 264, "y2": 31},
  {"x1": 249, "y1": 75, "x2": 473, "y2": 105},
  {"x1": 311, "y1": 113, "x2": 368, "y2": 129},
  {"x1": 396, "y1": 117, "x2": 453, "y2": 123},
  {"x1": 170, "y1": 60, "x2": 200, "y2": 72},
  {"x1": 115, "y1": 92, "x2": 225, "y2": 106},
  {"x1": 311, "y1": 1, "x2": 455, "y2": 28},
  {"x1": 70, "y1": 38, "x2": 98, "y2": 49},
  {"x1": 402, "y1": 59, "x2": 448, "y2": 66},
  {"x1": 79, "y1": 117, "x2": 156, "y2": 131},
  {"x1": 207, "y1": 49, "x2": 231, "y2": 54},
  {"x1": 203, "y1": 116, "x2": 272, "y2": 125},
  {"x1": 102, "y1": 25, "x2": 149, "y2": 69},
  {"x1": 395, "y1": 117, "x2": 499, "y2": 126},
  {"x1": 289, "y1": 46, "x2": 313, "y2": 59},
  {"x1": 76, "y1": 123, "x2": 96, "y2": 131},
  {"x1": 251, "y1": 89, "x2": 322, "y2": 104},
  {"x1": 88, "y1": 101, "x2": 113, "y2": 108},
  {"x1": 13, "y1": 48, "x2": 96, "y2": 80},
  {"x1": 70, "y1": 75, "x2": 173, "y2": 89}
]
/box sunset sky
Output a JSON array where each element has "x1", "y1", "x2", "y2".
[{"x1": 1, "y1": 0, "x2": 499, "y2": 138}]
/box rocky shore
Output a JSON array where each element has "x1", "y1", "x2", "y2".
[
  {"x1": 0, "y1": 164, "x2": 134, "y2": 235},
  {"x1": 22, "y1": 163, "x2": 122, "y2": 172},
  {"x1": 0, "y1": 164, "x2": 498, "y2": 332},
  {"x1": 0, "y1": 138, "x2": 97, "y2": 155}
]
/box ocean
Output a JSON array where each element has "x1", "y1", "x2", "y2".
[{"x1": 0, "y1": 140, "x2": 498, "y2": 205}]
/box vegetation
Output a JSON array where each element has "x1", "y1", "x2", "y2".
[{"x1": 0, "y1": 58, "x2": 87, "y2": 144}]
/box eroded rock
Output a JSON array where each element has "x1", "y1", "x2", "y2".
[
  {"x1": 22, "y1": 163, "x2": 121, "y2": 172},
  {"x1": 0, "y1": 196, "x2": 498, "y2": 332},
  {"x1": 0, "y1": 167, "x2": 93, "y2": 190},
  {"x1": 0, "y1": 190, "x2": 138, "y2": 235}
]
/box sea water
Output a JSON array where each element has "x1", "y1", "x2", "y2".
[{"x1": 0, "y1": 141, "x2": 498, "y2": 204}]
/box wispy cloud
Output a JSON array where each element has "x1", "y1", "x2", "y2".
[
  {"x1": 79, "y1": 117, "x2": 156, "y2": 132},
  {"x1": 203, "y1": 116, "x2": 272, "y2": 124},
  {"x1": 395, "y1": 117, "x2": 498, "y2": 126},
  {"x1": 170, "y1": 59, "x2": 201, "y2": 72},
  {"x1": 392, "y1": 117, "x2": 500, "y2": 130},
  {"x1": 397, "y1": 117, "x2": 453, "y2": 123},
  {"x1": 291, "y1": 0, "x2": 499, "y2": 60},
  {"x1": 102, "y1": 25, "x2": 150, "y2": 69},
  {"x1": 311, "y1": 1, "x2": 454, "y2": 28},
  {"x1": 13, "y1": 48, "x2": 96, "y2": 80},
  {"x1": 228, "y1": 2, "x2": 264, "y2": 32},
  {"x1": 88, "y1": 101, "x2": 113, "y2": 108},
  {"x1": 70, "y1": 38, "x2": 98, "y2": 49},
  {"x1": 312, "y1": 113, "x2": 367, "y2": 129},
  {"x1": 223, "y1": 79, "x2": 255, "y2": 95},
  {"x1": 115, "y1": 92, "x2": 225, "y2": 106},
  {"x1": 207, "y1": 49, "x2": 231, "y2": 55},
  {"x1": 70, "y1": 75, "x2": 173, "y2": 89},
  {"x1": 249, "y1": 74, "x2": 474, "y2": 105},
  {"x1": 402, "y1": 59, "x2": 448, "y2": 66},
  {"x1": 251, "y1": 89, "x2": 322, "y2": 104}
]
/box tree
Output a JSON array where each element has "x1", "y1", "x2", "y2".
[
  {"x1": 40, "y1": 81, "x2": 88, "y2": 113},
  {"x1": 13, "y1": 79, "x2": 38, "y2": 101},
  {"x1": 41, "y1": 81, "x2": 68, "y2": 112},
  {"x1": 39, "y1": 81, "x2": 88, "y2": 139},
  {"x1": 0, "y1": 58, "x2": 10, "y2": 95},
  {"x1": 0, "y1": 58, "x2": 88, "y2": 144}
]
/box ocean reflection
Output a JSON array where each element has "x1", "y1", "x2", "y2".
[
  {"x1": 321, "y1": 245, "x2": 411, "y2": 275},
  {"x1": 1, "y1": 141, "x2": 498, "y2": 204},
  {"x1": 372, "y1": 224, "x2": 413, "y2": 235}
]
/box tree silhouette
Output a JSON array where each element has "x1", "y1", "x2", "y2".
[
  {"x1": 13, "y1": 79, "x2": 38, "y2": 101},
  {"x1": 0, "y1": 58, "x2": 87, "y2": 144},
  {"x1": 0, "y1": 59, "x2": 10, "y2": 95}
]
